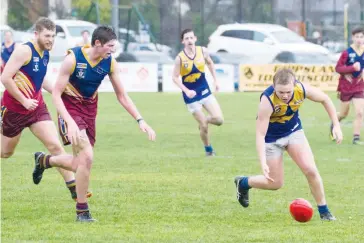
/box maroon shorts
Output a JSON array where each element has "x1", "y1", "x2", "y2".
[
  {"x1": 1, "y1": 103, "x2": 51, "y2": 137},
  {"x1": 339, "y1": 90, "x2": 364, "y2": 102},
  {"x1": 58, "y1": 113, "x2": 96, "y2": 147}
]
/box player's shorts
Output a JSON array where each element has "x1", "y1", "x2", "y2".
[
  {"x1": 186, "y1": 94, "x2": 217, "y2": 113},
  {"x1": 339, "y1": 90, "x2": 364, "y2": 102},
  {"x1": 265, "y1": 129, "x2": 306, "y2": 159},
  {"x1": 58, "y1": 113, "x2": 96, "y2": 147},
  {"x1": 1, "y1": 103, "x2": 51, "y2": 138}
]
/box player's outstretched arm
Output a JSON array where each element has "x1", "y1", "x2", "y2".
[
  {"x1": 335, "y1": 50, "x2": 357, "y2": 74},
  {"x1": 52, "y1": 53, "x2": 81, "y2": 145},
  {"x1": 1, "y1": 45, "x2": 38, "y2": 110},
  {"x1": 202, "y1": 47, "x2": 219, "y2": 91},
  {"x1": 303, "y1": 83, "x2": 343, "y2": 143},
  {"x1": 108, "y1": 59, "x2": 156, "y2": 141},
  {"x1": 256, "y1": 96, "x2": 274, "y2": 182}
]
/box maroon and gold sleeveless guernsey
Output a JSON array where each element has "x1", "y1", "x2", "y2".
[{"x1": 1, "y1": 42, "x2": 49, "y2": 114}]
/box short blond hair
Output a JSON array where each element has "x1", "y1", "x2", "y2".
[
  {"x1": 273, "y1": 68, "x2": 295, "y2": 85},
  {"x1": 35, "y1": 17, "x2": 55, "y2": 33}
]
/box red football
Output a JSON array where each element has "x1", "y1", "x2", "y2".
[{"x1": 289, "y1": 198, "x2": 314, "y2": 223}]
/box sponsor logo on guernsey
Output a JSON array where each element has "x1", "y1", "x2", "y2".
[
  {"x1": 77, "y1": 63, "x2": 87, "y2": 69},
  {"x1": 274, "y1": 105, "x2": 281, "y2": 113},
  {"x1": 33, "y1": 57, "x2": 39, "y2": 72},
  {"x1": 182, "y1": 60, "x2": 189, "y2": 68},
  {"x1": 349, "y1": 53, "x2": 356, "y2": 63}
]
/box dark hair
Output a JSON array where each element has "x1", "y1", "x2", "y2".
[
  {"x1": 91, "y1": 26, "x2": 117, "y2": 46},
  {"x1": 273, "y1": 68, "x2": 295, "y2": 85},
  {"x1": 352, "y1": 27, "x2": 364, "y2": 36},
  {"x1": 180, "y1": 29, "x2": 194, "y2": 40},
  {"x1": 35, "y1": 17, "x2": 56, "y2": 32}
]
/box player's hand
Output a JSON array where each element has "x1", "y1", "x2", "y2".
[
  {"x1": 214, "y1": 82, "x2": 220, "y2": 92},
  {"x1": 344, "y1": 74, "x2": 353, "y2": 83},
  {"x1": 353, "y1": 62, "x2": 361, "y2": 71},
  {"x1": 332, "y1": 124, "x2": 343, "y2": 144},
  {"x1": 185, "y1": 90, "x2": 196, "y2": 99},
  {"x1": 261, "y1": 163, "x2": 274, "y2": 182},
  {"x1": 67, "y1": 120, "x2": 81, "y2": 146},
  {"x1": 138, "y1": 120, "x2": 156, "y2": 141},
  {"x1": 21, "y1": 98, "x2": 39, "y2": 111}
]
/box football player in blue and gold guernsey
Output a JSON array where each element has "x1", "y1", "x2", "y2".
[
  {"x1": 234, "y1": 68, "x2": 343, "y2": 221},
  {"x1": 172, "y1": 29, "x2": 224, "y2": 156}
]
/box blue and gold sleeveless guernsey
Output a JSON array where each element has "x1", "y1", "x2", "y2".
[
  {"x1": 178, "y1": 46, "x2": 211, "y2": 104},
  {"x1": 2, "y1": 41, "x2": 49, "y2": 114},
  {"x1": 261, "y1": 81, "x2": 306, "y2": 143},
  {"x1": 1, "y1": 42, "x2": 16, "y2": 63},
  {"x1": 62, "y1": 45, "x2": 113, "y2": 117},
  {"x1": 345, "y1": 45, "x2": 364, "y2": 78}
]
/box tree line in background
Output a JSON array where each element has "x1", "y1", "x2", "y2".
[{"x1": 7, "y1": 0, "x2": 274, "y2": 48}]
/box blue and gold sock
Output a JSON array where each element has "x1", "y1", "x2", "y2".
[
  {"x1": 318, "y1": 204, "x2": 329, "y2": 214},
  {"x1": 205, "y1": 145, "x2": 213, "y2": 153},
  {"x1": 239, "y1": 177, "x2": 251, "y2": 190}
]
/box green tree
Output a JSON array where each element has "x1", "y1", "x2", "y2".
[
  {"x1": 72, "y1": 0, "x2": 112, "y2": 24},
  {"x1": 71, "y1": 0, "x2": 161, "y2": 42},
  {"x1": 8, "y1": 0, "x2": 48, "y2": 30},
  {"x1": 8, "y1": 1, "x2": 31, "y2": 30}
]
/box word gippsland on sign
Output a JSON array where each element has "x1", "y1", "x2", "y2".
[{"x1": 239, "y1": 64, "x2": 339, "y2": 92}]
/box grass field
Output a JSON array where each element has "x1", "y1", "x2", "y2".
[{"x1": 1, "y1": 92, "x2": 364, "y2": 243}]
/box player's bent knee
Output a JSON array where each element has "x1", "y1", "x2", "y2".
[
  {"x1": 215, "y1": 116, "x2": 224, "y2": 126},
  {"x1": 270, "y1": 180, "x2": 284, "y2": 190},
  {"x1": 355, "y1": 110, "x2": 363, "y2": 119},
  {"x1": 209, "y1": 116, "x2": 224, "y2": 126},
  {"x1": 78, "y1": 150, "x2": 93, "y2": 169},
  {"x1": 45, "y1": 142, "x2": 64, "y2": 155},
  {"x1": 200, "y1": 124, "x2": 208, "y2": 131},
  {"x1": 1, "y1": 151, "x2": 14, "y2": 158}
]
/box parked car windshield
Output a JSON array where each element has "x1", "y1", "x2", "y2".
[
  {"x1": 294, "y1": 52, "x2": 332, "y2": 64},
  {"x1": 271, "y1": 30, "x2": 305, "y2": 43},
  {"x1": 67, "y1": 26, "x2": 96, "y2": 37}
]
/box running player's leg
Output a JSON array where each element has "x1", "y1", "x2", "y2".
[
  {"x1": 28, "y1": 103, "x2": 78, "y2": 199},
  {"x1": 203, "y1": 95, "x2": 224, "y2": 126},
  {"x1": 352, "y1": 97, "x2": 364, "y2": 144},
  {"x1": 1, "y1": 134, "x2": 21, "y2": 158},
  {"x1": 338, "y1": 100, "x2": 350, "y2": 121},
  {"x1": 29, "y1": 120, "x2": 74, "y2": 174},
  {"x1": 193, "y1": 110, "x2": 210, "y2": 146},
  {"x1": 188, "y1": 100, "x2": 215, "y2": 156},
  {"x1": 235, "y1": 142, "x2": 284, "y2": 208},
  {"x1": 1, "y1": 106, "x2": 23, "y2": 158},
  {"x1": 72, "y1": 129, "x2": 95, "y2": 222},
  {"x1": 286, "y1": 131, "x2": 335, "y2": 221},
  {"x1": 330, "y1": 95, "x2": 350, "y2": 140}
]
